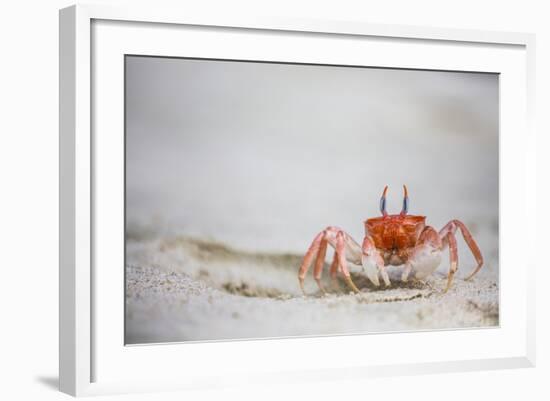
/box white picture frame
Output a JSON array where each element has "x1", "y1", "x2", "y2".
[{"x1": 59, "y1": 3, "x2": 536, "y2": 397}]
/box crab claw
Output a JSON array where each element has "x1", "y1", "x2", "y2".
[{"x1": 361, "y1": 253, "x2": 381, "y2": 286}]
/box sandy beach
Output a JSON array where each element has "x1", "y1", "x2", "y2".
[
  {"x1": 124, "y1": 56, "x2": 499, "y2": 344},
  {"x1": 125, "y1": 233, "x2": 498, "y2": 344}
]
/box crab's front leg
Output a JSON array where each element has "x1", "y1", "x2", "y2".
[
  {"x1": 335, "y1": 232, "x2": 361, "y2": 294},
  {"x1": 298, "y1": 230, "x2": 328, "y2": 294},
  {"x1": 298, "y1": 227, "x2": 362, "y2": 295},
  {"x1": 439, "y1": 220, "x2": 484, "y2": 281},
  {"x1": 410, "y1": 222, "x2": 482, "y2": 293},
  {"x1": 361, "y1": 236, "x2": 389, "y2": 287},
  {"x1": 408, "y1": 226, "x2": 444, "y2": 286}
]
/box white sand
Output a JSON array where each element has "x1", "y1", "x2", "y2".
[{"x1": 125, "y1": 234, "x2": 498, "y2": 344}]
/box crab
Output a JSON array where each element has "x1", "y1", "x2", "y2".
[{"x1": 298, "y1": 185, "x2": 484, "y2": 295}]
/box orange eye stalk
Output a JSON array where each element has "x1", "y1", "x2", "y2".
[
  {"x1": 379, "y1": 185, "x2": 409, "y2": 216},
  {"x1": 401, "y1": 185, "x2": 409, "y2": 216},
  {"x1": 379, "y1": 185, "x2": 389, "y2": 216}
]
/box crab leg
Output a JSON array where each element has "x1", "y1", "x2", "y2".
[
  {"x1": 443, "y1": 231, "x2": 458, "y2": 293},
  {"x1": 313, "y1": 238, "x2": 328, "y2": 294},
  {"x1": 329, "y1": 251, "x2": 339, "y2": 280},
  {"x1": 336, "y1": 232, "x2": 360, "y2": 293},
  {"x1": 408, "y1": 226, "x2": 442, "y2": 283},
  {"x1": 299, "y1": 227, "x2": 364, "y2": 294},
  {"x1": 410, "y1": 226, "x2": 459, "y2": 292},
  {"x1": 298, "y1": 231, "x2": 325, "y2": 294},
  {"x1": 439, "y1": 220, "x2": 484, "y2": 280},
  {"x1": 361, "y1": 236, "x2": 389, "y2": 286},
  {"x1": 329, "y1": 251, "x2": 341, "y2": 291}
]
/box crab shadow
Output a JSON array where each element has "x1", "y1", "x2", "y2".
[{"x1": 351, "y1": 272, "x2": 428, "y2": 290}]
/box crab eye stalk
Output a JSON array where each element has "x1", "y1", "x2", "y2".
[
  {"x1": 380, "y1": 185, "x2": 388, "y2": 216},
  {"x1": 401, "y1": 185, "x2": 409, "y2": 215}
]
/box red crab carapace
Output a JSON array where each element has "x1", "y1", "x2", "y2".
[{"x1": 298, "y1": 185, "x2": 484, "y2": 294}]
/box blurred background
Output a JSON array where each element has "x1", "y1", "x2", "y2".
[{"x1": 125, "y1": 55, "x2": 498, "y2": 258}]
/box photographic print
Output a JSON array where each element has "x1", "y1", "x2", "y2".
[{"x1": 124, "y1": 55, "x2": 499, "y2": 344}]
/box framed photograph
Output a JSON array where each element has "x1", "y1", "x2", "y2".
[{"x1": 59, "y1": 4, "x2": 536, "y2": 396}]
